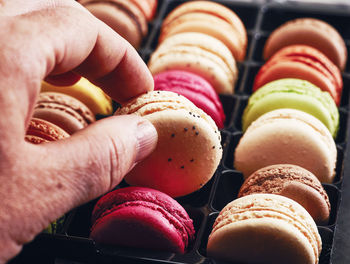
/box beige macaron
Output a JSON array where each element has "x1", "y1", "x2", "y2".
[
  {"x1": 115, "y1": 90, "x2": 222, "y2": 198},
  {"x1": 148, "y1": 32, "x2": 238, "y2": 94},
  {"x1": 234, "y1": 109, "x2": 337, "y2": 183},
  {"x1": 207, "y1": 193, "x2": 322, "y2": 264},
  {"x1": 159, "y1": 1, "x2": 247, "y2": 61}
]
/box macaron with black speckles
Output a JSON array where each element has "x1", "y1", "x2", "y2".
[{"x1": 115, "y1": 90, "x2": 222, "y2": 198}]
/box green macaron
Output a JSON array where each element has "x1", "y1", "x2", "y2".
[{"x1": 242, "y1": 78, "x2": 339, "y2": 137}]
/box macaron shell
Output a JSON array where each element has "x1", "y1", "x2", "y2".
[
  {"x1": 236, "y1": 109, "x2": 337, "y2": 183},
  {"x1": 263, "y1": 18, "x2": 347, "y2": 70},
  {"x1": 242, "y1": 78, "x2": 339, "y2": 137},
  {"x1": 160, "y1": 1, "x2": 247, "y2": 61},
  {"x1": 238, "y1": 164, "x2": 331, "y2": 224},
  {"x1": 154, "y1": 70, "x2": 225, "y2": 128},
  {"x1": 207, "y1": 194, "x2": 321, "y2": 264}
]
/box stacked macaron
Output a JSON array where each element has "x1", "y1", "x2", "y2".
[
  {"x1": 148, "y1": 0, "x2": 247, "y2": 98},
  {"x1": 78, "y1": 0, "x2": 158, "y2": 48},
  {"x1": 90, "y1": 186, "x2": 195, "y2": 253}
]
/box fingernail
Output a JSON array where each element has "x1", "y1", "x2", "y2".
[{"x1": 135, "y1": 119, "x2": 158, "y2": 163}]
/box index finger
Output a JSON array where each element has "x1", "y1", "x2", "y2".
[{"x1": 10, "y1": 0, "x2": 153, "y2": 103}]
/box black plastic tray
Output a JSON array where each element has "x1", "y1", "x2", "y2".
[{"x1": 10, "y1": 0, "x2": 350, "y2": 263}]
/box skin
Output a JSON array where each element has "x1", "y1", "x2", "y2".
[{"x1": 0, "y1": 0, "x2": 158, "y2": 262}]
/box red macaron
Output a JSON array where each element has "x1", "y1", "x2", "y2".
[
  {"x1": 90, "y1": 187, "x2": 195, "y2": 253},
  {"x1": 254, "y1": 45, "x2": 343, "y2": 105},
  {"x1": 154, "y1": 70, "x2": 226, "y2": 128}
]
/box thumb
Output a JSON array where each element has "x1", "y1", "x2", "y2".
[
  {"x1": 0, "y1": 115, "x2": 157, "y2": 262},
  {"x1": 29, "y1": 115, "x2": 157, "y2": 221}
]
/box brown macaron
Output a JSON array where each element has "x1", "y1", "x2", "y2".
[
  {"x1": 33, "y1": 92, "x2": 95, "y2": 135},
  {"x1": 238, "y1": 164, "x2": 331, "y2": 225}
]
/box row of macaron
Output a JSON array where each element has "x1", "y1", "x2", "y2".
[
  {"x1": 214, "y1": 14, "x2": 347, "y2": 264},
  {"x1": 88, "y1": 165, "x2": 327, "y2": 264}
]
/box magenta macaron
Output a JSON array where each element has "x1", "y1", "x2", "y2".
[
  {"x1": 90, "y1": 187, "x2": 195, "y2": 253},
  {"x1": 154, "y1": 70, "x2": 226, "y2": 128}
]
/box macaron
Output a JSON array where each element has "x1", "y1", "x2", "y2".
[
  {"x1": 238, "y1": 164, "x2": 331, "y2": 225},
  {"x1": 41, "y1": 77, "x2": 113, "y2": 116},
  {"x1": 154, "y1": 70, "x2": 226, "y2": 128},
  {"x1": 25, "y1": 118, "x2": 69, "y2": 233},
  {"x1": 25, "y1": 117, "x2": 69, "y2": 144},
  {"x1": 263, "y1": 18, "x2": 347, "y2": 70},
  {"x1": 148, "y1": 32, "x2": 238, "y2": 94},
  {"x1": 242, "y1": 78, "x2": 339, "y2": 138},
  {"x1": 254, "y1": 45, "x2": 343, "y2": 105},
  {"x1": 207, "y1": 193, "x2": 322, "y2": 264},
  {"x1": 80, "y1": 0, "x2": 149, "y2": 48},
  {"x1": 33, "y1": 92, "x2": 95, "y2": 135},
  {"x1": 90, "y1": 186, "x2": 195, "y2": 253},
  {"x1": 129, "y1": 0, "x2": 157, "y2": 21},
  {"x1": 115, "y1": 91, "x2": 222, "y2": 197},
  {"x1": 159, "y1": 1, "x2": 247, "y2": 61},
  {"x1": 235, "y1": 109, "x2": 337, "y2": 183}
]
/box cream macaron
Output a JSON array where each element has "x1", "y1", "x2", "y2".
[
  {"x1": 207, "y1": 194, "x2": 322, "y2": 264},
  {"x1": 115, "y1": 91, "x2": 222, "y2": 197},
  {"x1": 234, "y1": 108, "x2": 337, "y2": 183}
]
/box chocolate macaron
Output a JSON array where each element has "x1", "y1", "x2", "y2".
[{"x1": 238, "y1": 164, "x2": 331, "y2": 225}]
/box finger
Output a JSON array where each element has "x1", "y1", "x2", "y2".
[
  {"x1": 0, "y1": 115, "x2": 157, "y2": 261},
  {"x1": 44, "y1": 72, "x2": 81, "y2": 86},
  {"x1": 21, "y1": 3, "x2": 153, "y2": 103}
]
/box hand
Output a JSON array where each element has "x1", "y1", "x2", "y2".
[{"x1": 0, "y1": 1, "x2": 157, "y2": 262}]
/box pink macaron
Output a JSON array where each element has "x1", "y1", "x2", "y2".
[
  {"x1": 90, "y1": 186, "x2": 195, "y2": 253},
  {"x1": 154, "y1": 70, "x2": 225, "y2": 128}
]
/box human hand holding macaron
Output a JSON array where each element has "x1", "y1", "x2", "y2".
[{"x1": 0, "y1": 0, "x2": 158, "y2": 262}]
